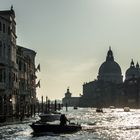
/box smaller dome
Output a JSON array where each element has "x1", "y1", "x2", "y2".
[{"x1": 125, "y1": 60, "x2": 140, "y2": 80}]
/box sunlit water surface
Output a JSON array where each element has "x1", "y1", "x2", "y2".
[{"x1": 0, "y1": 108, "x2": 140, "y2": 140}]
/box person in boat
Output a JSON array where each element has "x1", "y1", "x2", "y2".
[{"x1": 60, "y1": 114, "x2": 69, "y2": 125}]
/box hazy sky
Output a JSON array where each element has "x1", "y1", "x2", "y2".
[{"x1": 1, "y1": 0, "x2": 140, "y2": 100}]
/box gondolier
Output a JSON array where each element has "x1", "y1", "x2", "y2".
[{"x1": 60, "y1": 114, "x2": 69, "y2": 125}]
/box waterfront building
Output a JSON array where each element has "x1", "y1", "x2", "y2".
[
  {"x1": 16, "y1": 46, "x2": 37, "y2": 117},
  {"x1": 123, "y1": 60, "x2": 140, "y2": 108},
  {"x1": 62, "y1": 88, "x2": 79, "y2": 107},
  {"x1": 125, "y1": 60, "x2": 140, "y2": 80},
  {"x1": 63, "y1": 48, "x2": 140, "y2": 108},
  {"x1": 0, "y1": 7, "x2": 18, "y2": 120},
  {"x1": 0, "y1": 7, "x2": 38, "y2": 121},
  {"x1": 79, "y1": 48, "x2": 123, "y2": 107}
]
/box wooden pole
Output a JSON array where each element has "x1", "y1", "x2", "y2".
[
  {"x1": 54, "y1": 100, "x2": 57, "y2": 111},
  {"x1": 41, "y1": 96, "x2": 43, "y2": 113},
  {"x1": 66, "y1": 103, "x2": 68, "y2": 112},
  {"x1": 46, "y1": 96, "x2": 48, "y2": 113}
]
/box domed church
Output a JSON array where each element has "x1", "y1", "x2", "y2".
[
  {"x1": 123, "y1": 60, "x2": 140, "y2": 108},
  {"x1": 79, "y1": 47, "x2": 124, "y2": 107},
  {"x1": 63, "y1": 47, "x2": 140, "y2": 108},
  {"x1": 78, "y1": 47, "x2": 140, "y2": 108},
  {"x1": 97, "y1": 47, "x2": 123, "y2": 84}
]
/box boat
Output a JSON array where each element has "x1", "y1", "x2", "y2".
[
  {"x1": 109, "y1": 106, "x2": 115, "y2": 109},
  {"x1": 73, "y1": 106, "x2": 78, "y2": 109},
  {"x1": 124, "y1": 107, "x2": 130, "y2": 112},
  {"x1": 30, "y1": 122, "x2": 82, "y2": 134},
  {"x1": 96, "y1": 108, "x2": 103, "y2": 113}
]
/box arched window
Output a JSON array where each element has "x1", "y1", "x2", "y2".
[
  {"x1": 0, "y1": 69, "x2": 2, "y2": 82},
  {"x1": 3, "y1": 24, "x2": 5, "y2": 33},
  {"x1": 0, "y1": 68, "x2": 5, "y2": 82},
  {"x1": 8, "y1": 26, "x2": 10, "y2": 35},
  {"x1": 19, "y1": 60, "x2": 22, "y2": 70},
  {"x1": 0, "y1": 41, "x2": 2, "y2": 57},
  {"x1": 3, "y1": 43, "x2": 5, "y2": 57},
  {"x1": 0, "y1": 22, "x2": 1, "y2": 31}
]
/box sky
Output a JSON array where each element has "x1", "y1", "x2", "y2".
[{"x1": 1, "y1": 0, "x2": 140, "y2": 100}]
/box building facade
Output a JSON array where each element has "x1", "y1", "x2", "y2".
[
  {"x1": 62, "y1": 88, "x2": 79, "y2": 107},
  {"x1": 0, "y1": 7, "x2": 38, "y2": 121},
  {"x1": 0, "y1": 7, "x2": 18, "y2": 121},
  {"x1": 16, "y1": 46, "x2": 37, "y2": 118}
]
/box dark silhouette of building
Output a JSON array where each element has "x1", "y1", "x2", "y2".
[
  {"x1": 123, "y1": 60, "x2": 140, "y2": 108},
  {"x1": 62, "y1": 88, "x2": 79, "y2": 107},
  {"x1": 63, "y1": 47, "x2": 140, "y2": 108}
]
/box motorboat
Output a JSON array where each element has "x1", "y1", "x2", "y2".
[
  {"x1": 73, "y1": 106, "x2": 78, "y2": 110},
  {"x1": 96, "y1": 108, "x2": 103, "y2": 113},
  {"x1": 109, "y1": 106, "x2": 115, "y2": 109},
  {"x1": 124, "y1": 107, "x2": 130, "y2": 112},
  {"x1": 30, "y1": 122, "x2": 82, "y2": 134}
]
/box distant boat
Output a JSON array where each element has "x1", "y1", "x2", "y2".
[
  {"x1": 109, "y1": 106, "x2": 115, "y2": 109},
  {"x1": 73, "y1": 106, "x2": 78, "y2": 110},
  {"x1": 30, "y1": 122, "x2": 82, "y2": 134},
  {"x1": 96, "y1": 108, "x2": 103, "y2": 113},
  {"x1": 124, "y1": 107, "x2": 130, "y2": 112}
]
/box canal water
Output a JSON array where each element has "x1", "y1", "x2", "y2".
[{"x1": 0, "y1": 107, "x2": 140, "y2": 140}]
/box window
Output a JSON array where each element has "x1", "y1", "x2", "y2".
[
  {"x1": 24, "y1": 63, "x2": 26, "y2": 72},
  {"x1": 3, "y1": 43, "x2": 5, "y2": 57},
  {"x1": 0, "y1": 41, "x2": 2, "y2": 57},
  {"x1": 3, "y1": 24, "x2": 5, "y2": 33},
  {"x1": 0, "y1": 69, "x2": 5, "y2": 82},
  {"x1": 19, "y1": 60, "x2": 22, "y2": 70},
  {"x1": 8, "y1": 26, "x2": 10, "y2": 35},
  {"x1": 0, "y1": 69, "x2": 2, "y2": 82},
  {"x1": 8, "y1": 45, "x2": 10, "y2": 58},
  {"x1": 3, "y1": 70, "x2": 5, "y2": 82},
  {"x1": 0, "y1": 22, "x2": 1, "y2": 31}
]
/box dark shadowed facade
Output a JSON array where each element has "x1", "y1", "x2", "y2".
[
  {"x1": 62, "y1": 47, "x2": 140, "y2": 108},
  {"x1": 0, "y1": 7, "x2": 38, "y2": 121}
]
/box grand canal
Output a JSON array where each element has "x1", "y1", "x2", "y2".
[{"x1": 0, "y1": 107, "x2": 140, "y2": 140}]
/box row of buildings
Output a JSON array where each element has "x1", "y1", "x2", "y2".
[
  {"x1": 63, "y1": 47, "x2": 140, "y2": 108},
  {"x1": 0, "y1": 7, "x2": 39, "y2": 122}
]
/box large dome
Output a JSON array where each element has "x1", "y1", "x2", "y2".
[
  {"x1": 99, "y1": 61, "x2": 122, "y2": 75},
  {"x1": 98, "y1": 47, "x2": 123, "y2": 83}
]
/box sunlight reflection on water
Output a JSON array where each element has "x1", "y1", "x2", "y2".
[{"x1": 0, "y1": 108, "x2": 140, "y2": 140}]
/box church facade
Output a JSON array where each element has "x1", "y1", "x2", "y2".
[{"x1": 63, "y1": 47, "x2": 140, "y2": 108}]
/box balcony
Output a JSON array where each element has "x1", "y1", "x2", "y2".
[{"x1": 0, "y1": 82, "x2": 6, "y2": 90}]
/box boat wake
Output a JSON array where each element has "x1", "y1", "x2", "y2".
[{"x1": 82, "y1": 124, "x2": 140, "y2": 132}]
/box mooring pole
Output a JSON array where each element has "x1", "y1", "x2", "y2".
[
  {"x1": 41, "y1": 96, "x2": 43, "y2": 113},
  {"x1": 66, "y1": 103, "x2": 68, "y2": 112}
]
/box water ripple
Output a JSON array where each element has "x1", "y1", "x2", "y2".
[{"x1": 0, "y1": 108, "x2": 140, "y2": 139}]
